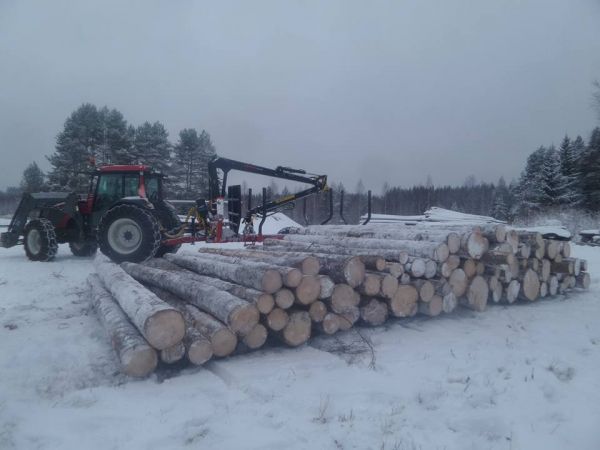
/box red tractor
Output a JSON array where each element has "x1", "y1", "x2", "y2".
[{"x1": 0, "y1": 157, "x2": 327, "y2": 263}]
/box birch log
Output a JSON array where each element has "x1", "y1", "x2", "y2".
[
  {"x1": 164, "y1": 254, "x2": 282, "y2": 293},
  {"x1": 121, "y1": 262, "x2": 259, "y2": 336},
  {"x1": 87, "y1": 275, "x2": 158, "y2": 377},
  {"x1": 184, "y1": 304, "x2": 237, "y2": 357},
  {"x1": 197, "y1": 248, "x2": 321, "y2": 276},
  {"x1": 94, "y1": 259, "x2": 185, "y2": 350}
]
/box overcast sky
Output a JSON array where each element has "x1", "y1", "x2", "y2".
[{"x1": 1, "y1": 0, "x2": 599, "y2": 192}]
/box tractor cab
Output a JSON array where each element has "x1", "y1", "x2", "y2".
[{"x1": 81, "y1": 165, "x2": 165, "y2": 226}]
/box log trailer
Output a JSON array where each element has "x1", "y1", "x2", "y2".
[{"x1": 0, "y1": 157, "x2": 327, "y2": 263}]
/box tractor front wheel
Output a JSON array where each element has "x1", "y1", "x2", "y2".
[
  {"x1": 98, "y1": 204, "x2": 161, "y2": 263},
  {"x1": 24, "y1": 218, "x2": 58, "y2": 262}
]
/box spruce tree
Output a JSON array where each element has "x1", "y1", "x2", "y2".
[
  {"x1": 539, "y1": 146, "x2": 564, "y2": 207},
  {"x1": 515, "y1": 146, "x2": 546, "y2": 213},
  {"x1": 131, "y1": 121, "x2": 172, "y2": 173},
  {"x1": 20, "y1": 162, "x2": 46, "y2": 192},
  {"x1": 580, "y1": 127, "x2": 600, "y2": 211}
]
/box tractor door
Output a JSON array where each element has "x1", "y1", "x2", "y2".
[{"x1": 91, "y1": 173, "x2": 124, "y2": 226}]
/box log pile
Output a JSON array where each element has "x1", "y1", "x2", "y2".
[{"x1": 89, "y1": 222, "x2": 591, "y2": 377}]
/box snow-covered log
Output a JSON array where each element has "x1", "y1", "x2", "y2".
[
  {"x1": 94, "y1": 259, "x2": 185, "y2": 350},
  {"x1": 198, "y1": 248, "x2": 321, "y2": 276},
  {"x1": 160, "y1": 342, "x2": 185, "y2": 364},
  {"x1": 276, "y1": 234, "x2": 450, "y2": 263},
  {"x1": 87, "y1": 275, "x2": 158, "y2": 377},
  {"x1": 121, "y1": 262, "x2": 259, "y2": 336}
]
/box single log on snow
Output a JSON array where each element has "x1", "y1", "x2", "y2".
[
  {"x1": 160, "y1": 342, "x2": 186, "y2": 364},
  {"x1": 87, "y1": 275, "x2": 158, "y2": 377},
  {"x1": 360, "y1": 298, "x2": 389, "y2": 326},
  {"x1": 165, "y1": 253, "x2": 283, "y2": 294},
  {"x1": 389, "y1": 284, "x2": 418, "y2": 317},
  {"x1": 122, "y1": 262, "x2": 259, "y2": 336},
  {"x1": 265, "y1": 308, "x2": 289, "y2": 331},
  {"x1": 94, "y1": 259, "x2": 185, "y2": 350},
  {"x1": 144, "y1": 258, "x2": 275, "y2": 314},
  {"x1": 418, "y1": 295, "x2": 443, "y2": 317},
  {"x1": 308, "y1": 301, "x2": 328, "y2": 322},
  {"x1": 198, "y1": 248, "x2": 321, "y2": 276}
]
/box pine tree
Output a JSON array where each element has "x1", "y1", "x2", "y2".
[
  {"x1": 171, "y1": 129, "x2": 216, "y2": 198},
  {"x1": 20, "y1": 162, "x2": 46, "y2": 192},
  {"x1": 580, "y1": 127, "x2": 600, "y2": 211},
  {"x1": 491, "y1": 177, "x2": 509, "y2": 220},
  {"x1": 46, "y1": 104, "x2": 132, "y2": 191}
]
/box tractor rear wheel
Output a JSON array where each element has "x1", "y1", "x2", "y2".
[
  {"x1": 69, "y1": 239, "x2": 98, "y2": 257},
  {"x1": 98, "y1": 204, "x2": 161, "y2": 263},
  {"x1": 24, "y1": 218, "x2": 58, "y2": 262}
]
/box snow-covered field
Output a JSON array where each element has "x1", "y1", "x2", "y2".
[{"x1": 1, "y1": 224, "x2": 599, "y2": 449}]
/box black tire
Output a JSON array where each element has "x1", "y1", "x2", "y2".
[
  {"x1": 155, "y1": 203, "x2": 182, "y2": 257},
  {"x1": 98, "y1": 204, "x2": 161, "y2": 263},
  {"x1": 69, "y1": 239, "x2": 98, "y2": 257},
  {"x1": 24, "y1": 218, "x2": 58, "y2": 262}
]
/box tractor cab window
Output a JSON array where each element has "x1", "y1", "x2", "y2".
[
  {"x1": 123, "y1": 174, "x2": 139, "y2": 197},
  {"x1": 95, "y1": 174, "x2": 123, "y2": 210},
  {"x1": 145, "y1": 176, "x2": 160, "y2": 202}
]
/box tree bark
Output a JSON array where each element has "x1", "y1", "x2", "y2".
[
  {"x1": 94, "y1": 259, "x2": 185, "y2": 350},
  {"x1": 122, "y1": 262, "x2": 259, "y2": 336},
  {"x1": 87, "y1": 274, "x2": 158, "y2": 377}
]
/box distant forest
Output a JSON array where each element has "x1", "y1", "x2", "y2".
[{"x1": 2, "y1": 92, "x2": 600, "y2": 233}]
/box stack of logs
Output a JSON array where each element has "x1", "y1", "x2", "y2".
[{"x1": 89, "y1": 223, "x2": 591, "y2": 377}]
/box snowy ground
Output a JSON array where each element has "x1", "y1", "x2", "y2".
[{"x1": 1, "y1": 223, "x2": 599, "y2": 449}]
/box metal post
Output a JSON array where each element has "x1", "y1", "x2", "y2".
[
  {"x1": 247, "y1": 188, "x2": 252, "y2": 212},
  {"x1": 362, "y1": 190, "x2": 372, "y2": 225},
  {"x1": 303, "y1": 198, "x2": 309, "y2": 226},
  {"x1": 339, "y1": 190, "x2": 347, "y2": 224},
  {"x1": 258, "y1": 187, "x2": 267, "y2": 236},
  {"x1": 320, "y1": 189, "x2": 333, "y2": 225}
]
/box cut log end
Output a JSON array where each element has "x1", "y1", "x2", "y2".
[
  {"x1": 521, "y1": 269, "x2": 540, "y2": 302},
  {"x1": 145, "y1": 309, "x2": 186, "y2": 350},
  {"x1": 266, "y1": 308, "x2": 290, "y2": 331},
  {"x1": 418, "y1": 295, "x2": 443, "y2": 317},
  {"x1": 275, "y1": 289, "x2": 295, "y2": 309},
  {"x1": 257, "y1": 293, "x2": 275, "y2": 314},
  {"x1": 301, "y1": 256, "x2": 321, "y2": 276},
  {"x1": 449, "y1": 269, "x2": 468, "y2": 298},
  {"x1": 360, "y1": 298, "x2": 389, "y2": 326},
  {"x1": 228, "y1": 304, "x2": 260, "y2": 335},
  {"x1": 281, "y1": 311, "x2": 312, "y2": 346},
  {"x1": 187, "y1": 339, "x2": 213, "y2": 365},
  {"x1": 160, "y1": 341, "x2": 186, "y2": 364},
  {"x1": 319, "y1": 313, "x2": 340, "y2": 335},
  {"x1": 211, "y1": 328, "x2": 238, "y2": 358},
  {"x1": 262, "y1": 269, "x2": 284, "y2": 293},
  {"x1": 464, "y1": 275, "x2": 489, "y2": 312},
  {"x1": 121, "y1": 346, "x2": 158, "y2": 377},
  {"x1": 295, "y1": 275, "x2": 321, "y2": 305},
  {"x1": 283, "y1": 268, "x2": 303, "y2": 288},
  {"x1": 242, "y1": 324, "x2": 268, "y2": 349},
  {"x1": 308, "y1": 301, "x2": 328, "y2": 322},
  {"x1": 389, "y1": 285, "x2": 418, "y2": 317},
  {"x1": 344, "y1": 257, "x2": 366, "y2": 288}
]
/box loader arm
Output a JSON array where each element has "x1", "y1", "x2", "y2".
[{"x1": 207, "y1": 156, "x2": 328, "y2": 222}]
